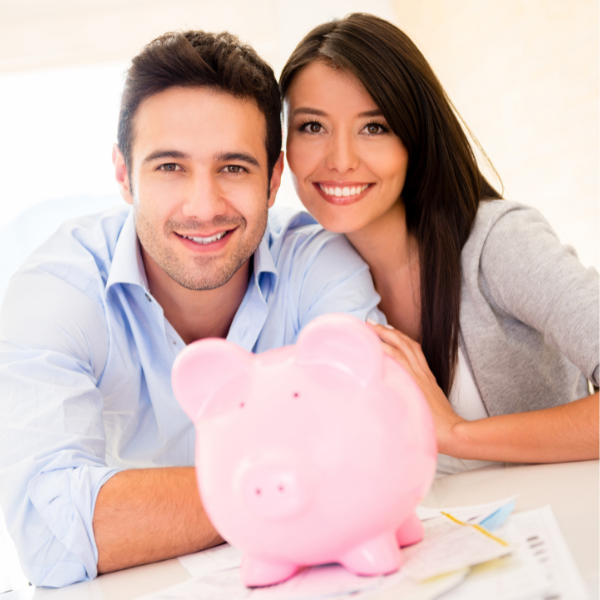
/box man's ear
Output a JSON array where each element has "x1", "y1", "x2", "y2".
[
  {"x1": 267, "y1": 151, "x2": 284, "y2": 208},
  {"x1": 112, "y1": 144, "x2": 134, "y2": 205}
]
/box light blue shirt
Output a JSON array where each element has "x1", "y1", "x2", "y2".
[{"x1": 0, "y1": 205, "x2": 382, "y2": 588}]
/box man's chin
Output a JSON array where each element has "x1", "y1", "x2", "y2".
[{"x1": 166, "y1": 257, "x2": 251, "y2": 292}]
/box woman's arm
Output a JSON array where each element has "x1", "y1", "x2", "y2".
[
  {"x1": 451, "y1": 393, "x2": 598, "y2": 462},
  {"x1": 368, "y1": 322, "x2": 599, "y2": 463}
]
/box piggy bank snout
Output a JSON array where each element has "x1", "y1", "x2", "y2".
[{"x1": 239, "y1": 460, "x2": 313, "y2": 521}]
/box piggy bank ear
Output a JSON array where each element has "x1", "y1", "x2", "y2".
[
  {"x1": 296, "y1": 314, "x2": 383, "y2": 385},
  {"x1": 171, "y1": 339, "x2": 253, "y2": 422}
]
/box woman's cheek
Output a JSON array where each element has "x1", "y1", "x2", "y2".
[{"x1": 286, "y1": 139, "x2": 312, "y2": 176}]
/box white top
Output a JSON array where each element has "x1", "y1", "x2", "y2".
[{"x1": 435, "y1": 346, "x2": 504, "y2": 477}]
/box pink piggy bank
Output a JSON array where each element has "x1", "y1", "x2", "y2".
[{"x1": 172, "y1": 313, "x2": 437, "y2": 587}]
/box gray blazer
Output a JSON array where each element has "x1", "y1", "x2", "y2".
[{"x1": 459, "y1": 200, "x2": 598, "y2": 417}]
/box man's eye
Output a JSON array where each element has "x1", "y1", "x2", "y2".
[
  {"x1": 159, "y1": 163, "x2": 179, "y2": 171},
  {"x1": 223, "y1": 165, "x2": 244, "y2": 174}
]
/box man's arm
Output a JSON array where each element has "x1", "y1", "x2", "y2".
[
  {"x1": 93, "y1": 467, "x2": 223, "y2": 573},
  {"x1": 0, "y1": 269, "x2": 117, "y2": 587}
]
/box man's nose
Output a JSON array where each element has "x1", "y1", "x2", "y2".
[
  {"x1": 181, "y1": 172, "x2": 227, "y2": 221},
  {"x1": 326, "y1": 131, "x2": 359, "y2": 174}
]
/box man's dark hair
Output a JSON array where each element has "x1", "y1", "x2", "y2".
[{"x1": 118, "y1": 30, "x2": 282, "y2": 183}]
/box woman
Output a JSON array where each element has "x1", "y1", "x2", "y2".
[{"x1": 280, "y1": 13, "x2": 599, "y2": 474}]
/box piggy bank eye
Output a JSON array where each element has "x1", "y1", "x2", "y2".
[
  {"x1": 293, "y1": 392, "x2": 299, "y2": 399},
  {"x1": 201, "y1": 375, "x2": 251, "y2": 419}
]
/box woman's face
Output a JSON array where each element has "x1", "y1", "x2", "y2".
[{"x1": 285, "y1": 61, "x2": 409, "y2": 235}]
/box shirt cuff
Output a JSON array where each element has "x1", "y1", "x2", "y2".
[{"x1": 26, "y1": 465, "x2": 120, "y2": 587}]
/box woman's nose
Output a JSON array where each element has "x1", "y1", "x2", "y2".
[{"x1": 326, "y1": 132, "x2": 359, "y2": 174}]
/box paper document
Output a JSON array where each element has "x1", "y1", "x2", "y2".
[
  {"x1": 179, "y1": 543, "x2": 243, "y2": 578},
  {"x1": 416, "y1": 496, "x2": 517, "y2": 525},
  {"x1": 361, "y1": 568, "x2": 468, "y2": 600},
  {"x1": 432, "y1": 520, "x2": 550, "y2": 600},
  {"x1": 510, "y1": 507, "x2": 590, "y2": 600},
  {"x1": 140, "y1": 568, "x2": 248, "y2": 600},
  {"x1": 142, "y1": 564, "x2": 378, "y2": 600},
  {"x1": 402, "y1": 513, "x2": 513, "y2": 581},
  {"x1": 250, "y1": 564, "x2": 379, "y2": 599},
  {"x1": 149, "y1": 502, "x2": 588, "y2": 600},
  {"x1": 180, "y1": 498, "x2": 518, "y2": 580}
]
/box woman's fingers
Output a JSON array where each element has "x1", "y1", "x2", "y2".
[
  {"x1": 367, "y1": 322, "x2": 430, "y2": 376},
  {"x1": 368, "y1": 321, "x2": 466, "y2": 454},
  {"x1": 380, "y1": 341, "x2": 413, "y2": 373}
]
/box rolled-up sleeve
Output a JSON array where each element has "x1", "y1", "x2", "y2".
[{"x1": 0, "y1": 268, "x2": 119, "y2": 587}]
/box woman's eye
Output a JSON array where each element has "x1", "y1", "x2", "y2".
[
  {"x1": 365, "y1": 123, "x2": 386, "y2": 135},
  {"x1": 301, "y1": 121, "x2": 323, "y2": 134}
]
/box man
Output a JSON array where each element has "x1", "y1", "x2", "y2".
[{"x1": 0, "y1": 31, "x2": 382, "y2": 587}]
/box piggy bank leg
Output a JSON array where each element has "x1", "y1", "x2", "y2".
[
  {"x1": 241, "y1": 555, "x2": 300, "y2": 587},
  {"x1": 339, "y1": 532, "x2": 401, "y2": 576},
  {"x1": 396, "y1": 511, "x2": 424, "y2": 547}
]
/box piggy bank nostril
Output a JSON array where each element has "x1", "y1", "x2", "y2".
[{"x1": 241, "y1": 464, "x2": 308, "y2": 520}]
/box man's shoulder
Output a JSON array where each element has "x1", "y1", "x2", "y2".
[
  {"x1": 267, "y1": 205, "x2": 320, "y2": 240},
  {"x1": 266, "y1": 205, "x2": 362, "y2": 266},
  {"x1": 13, "y1": 205, "x2": 130, "y2": 295},
  {"x1": 0, "y1": 206, "x2": 129, "y2": 370}
]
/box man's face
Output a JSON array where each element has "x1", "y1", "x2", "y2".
[{"x1": 114, "y1": 86, "x2": 282, "y2": 291}]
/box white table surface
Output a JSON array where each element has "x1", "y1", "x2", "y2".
[{"x1": 6, "y1": 460, "x2": 599, "y2": 600}]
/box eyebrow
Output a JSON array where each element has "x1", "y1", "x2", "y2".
[
  {"x1": 291, "y1": 107, "x2": 384, "y2": 119},
  {"x1": 214, "y1": 151, "x2": 260, "y2": 168},
  {"x1": 142, "y1": 150, "x2": 189, "y2": 164},
  {"x1": 142, "y1": 149, "x2": 260, "y2": 168}
]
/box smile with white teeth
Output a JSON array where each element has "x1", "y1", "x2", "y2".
[
  {"x1": 181, "y1": 231, "x2": 227, "y2": 244},
  {"x1": 319, "y1": 184, "x2": 370, "y2": 197}
]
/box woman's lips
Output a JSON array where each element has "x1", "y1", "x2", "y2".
[{"x1": 313, "y1": 182, "x2": 373, "y2": 206}]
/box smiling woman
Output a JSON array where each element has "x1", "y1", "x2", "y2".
[{"x1": 281, "y1": 13, "x2": 599, "y2": 473}]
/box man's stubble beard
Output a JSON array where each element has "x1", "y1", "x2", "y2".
[{"x1": 134, "y1": 204, "x2": 268, "y2": 291}]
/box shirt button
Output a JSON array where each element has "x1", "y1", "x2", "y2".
[{"x1": 145, "y1": 293, "x2": 152, "y2": 302}]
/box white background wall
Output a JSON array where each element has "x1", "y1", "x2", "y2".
[
  {"x1": 0, "y1": 0, "x2": 597, "y2": 267},
  {"x1": 391, "y1": 0, "x2": 598, "y2": 269},
  {"x1": 0, "y1": 0, "x2": 597, "y2": 592}
]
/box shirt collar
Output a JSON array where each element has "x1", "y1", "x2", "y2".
[
  {"x1": 106, "y1": 208, "x2": 150, "y2": 293},
  {"x1": 106, "y1": 209, "x2": 278, "y2": 294},
  {"x1": 252, "y1": 229, "x2": 278, "y2": 289}
]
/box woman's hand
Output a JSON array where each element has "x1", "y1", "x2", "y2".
[
  {"x1": 366, "y1": 320, "x2": 464, "y2": 454},
  {"x1": 366, "y1": 320, "x2": 599, "y2": 463}
]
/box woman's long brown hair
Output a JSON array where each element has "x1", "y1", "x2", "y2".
[{"x1": 280, "y1": 13, "x2": 502, "y2": 396}]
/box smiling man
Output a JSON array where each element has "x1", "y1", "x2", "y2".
[{"x1": 0, "y1": 31, "x2": 382, "y2": 588}]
